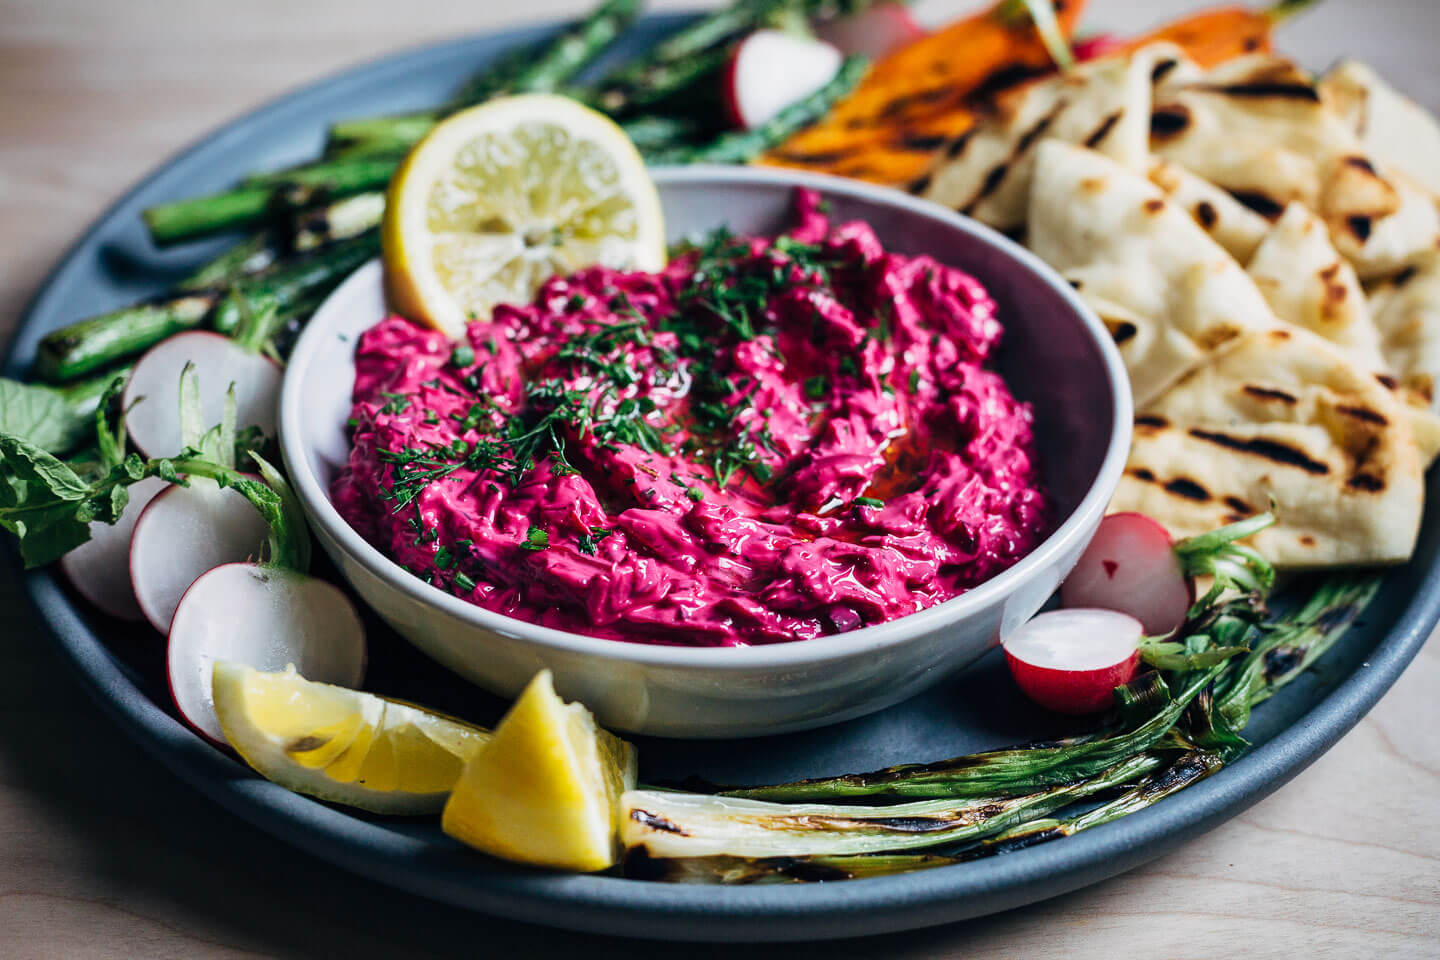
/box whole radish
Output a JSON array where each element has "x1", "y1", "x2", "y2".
[
  {"x1": 1003, "y1": 609, "x2": 1145, "y2": 715},
  {"x1": 722, "y1": 30, "x2": 844, "y2": 130}
]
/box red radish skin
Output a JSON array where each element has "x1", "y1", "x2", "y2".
[
  {"x1": 129, "y1": 477, "x2": 271, "y2": 634},
  {"x1": 815, "y1": 3, "x2": 925, "y2": 59},
  {"x1": 722, "y1": 30, "x2": 844, "y2": 130},
  {"x1": 123, "y1": 330, "x2": 281, "y2": 459},
  {"x1": 58, "y1": 476, "x2": 167, "y2": 621},
  {"x1": 167, "y1": 563, "x2": 366, "y2": 745},
  {"x1": 1060, "y1": 512, "x2": 1194, "y2": 636},
  {"x1": 1003, "y1": 609, "x2": 1145, "y2": 715},
  {"x1": 1073, "y1": 33, "x2": 1126, "y2": 61}
]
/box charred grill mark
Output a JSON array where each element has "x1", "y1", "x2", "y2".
[
  {"x1": 768, "y1": 149, "x2": 853, "y2": 165},
  {"x1": 1231, "y1": 190, "x2": 1285, "y2": 220},
  {"x1": 946, "y1": 128, "x2": 978, "y2": 159},
  {"x1": 1131, "y1": 467, "x2": 1157, "y2": 482},
  {"x1": 1348, "y1": 215, "x2": 1374, "y2": 241},
  {"x1": 1336, "y1": 404, "x2": 1388, "y2": 426},
  {"x1": 778, "y1": 861, "x2": 856, "y2": 882},
  {"x1": 1084, "y1": 111, "x2": 1123, "y2": 149},
  {"x1": 1376, "y1": 373, "x2": 1400, "y2": 390},
  {"x1": 963, "y1": 63, "x2": 1051, "y2": 112},
  {"x1": 1014, "y1": 103, "x2": 1064, "y2": 155},
  {"x1": 1392, "y1": 265, "x2": 1418, "y2": 287},
  {"x1": 981, "y1": 826, "x2": 1066, "y2": 856},
  {"x1": 1135, "y1": 414, "x2": 1169, "y2": 429},
  {"x1": 1140, "y1": 753, "x2": 1223, "y2": 800},
  {"x1": 899, "y1": 132, "x2": 949, "y2": 152},
  {"x1": 1151, "y1": 58, "x2": 1180, "y2": 85},
  {"x1": 1243, "y1": 384, "x2": 1298, "y2": 404},
  {"x1": 630, "y1": 810, "x2": 688, "y2": 835},
  {"x1": 908, "y1": 171, "x2": 934, "y2": 195},
  {"x1": 1201, "y1": 81, "x2": 1320, "y2": 102},
  {"x1": 1143, "y1": 198, "x2": 1166, "y2": 215},
  {"x1": 1347, "y1": 473, "x2": 1385, "y2": 492},
  {"x1": 1263, "y1": 645, "x2": 1303, "y2": 678},
  {"x1": 1188, "y1": 428, "x2": 1331, "y2": 474},
  {"x1": 1164, "y1": 477, "x2": 1211, "y2": 501},
  {"x1": 963, "y1": 164, "x2": 1010, "y2": 214},
  {"x1": 1150, "y1": 104, "x2": 1192, "y2": 139},
  {"x1": 879, "y1": 85, "x2": 956, "y2": 120},
  {"x1": 1300, "y1": 535, "x2": 1317, "y2": 546},
  {"x1": 1224, "y1": 496, "x2": 1256, "y2": 515},
  {"x1": 1195, "y1": 200, "x2": 1218, "y2": 229},
  {"x1": 1344, "y1": 155, "x2": 1379, "y2": 176},
  {"x1": 1111, "y1": 321, "x2": 1138, "y2": 345}
]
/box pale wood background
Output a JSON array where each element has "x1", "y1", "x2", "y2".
[{"x1": 1, "y1": 1, "x2": 1437, "y2": 957}]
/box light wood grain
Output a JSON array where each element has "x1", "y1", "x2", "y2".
[{"x1": 1, "y1": 1, "x2": 1437, "y2": 957}]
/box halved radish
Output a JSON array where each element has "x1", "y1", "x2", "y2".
[
  {"x1": 814, "y1": 2, "x2": 925, "y2": 59},
  {"x1": 1073, "y1": 33, "x2": 1126, "y2": 62},
  {"x1": 1003, "y1": 609, "x2": 1144, "y2": 715},
  {"x1": 722, "y1": 30, "x2": 844, "y2": 130},
  {"x1": 59, "y1": 476, "x2": 167, "y2": 621},
  {"x1": 1060, "y1": 512, "x2": 1193, "y2": 636},
  {"x1": 129, "y1": 477, "x2": 271, "y2": 633},
  {"x1": 123, "y1": 330, "x2": 281, "y2": 458},
  {"x1": 167, "y1": 563, "x2": 366, "y2": 745}
]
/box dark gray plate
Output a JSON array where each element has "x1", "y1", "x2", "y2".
[{"x1": 5, "y1": 12, "x2": 1438, "y2": 943}]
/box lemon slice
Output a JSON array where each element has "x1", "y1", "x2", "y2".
[
  {"x1": 442, "y1": 670, "x2": 637, "y2": 872},
  {"x1": 383, "y1": 93, "x2": 666, "y2": 336},
  {"x1": 212, "y1": 662, "x2": 491, "y2": 815}
]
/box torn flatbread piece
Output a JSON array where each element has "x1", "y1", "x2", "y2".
[
  {"x1": 1246, "y1": 203, "x2": 1385, "y2": 369},
  {"x1": 1149, "y1": 159, "x2": 1271, "y2": 264},
  {"x1": 1150, "y1": 54, "x2": 1439, "y2": 279},
  {"x1": 1369, "y1": 255, "x2": 1440, "y2": 414},
  {"x1": 1321, "y1": 60, "x2": 1440, "y2": 198},
  {"x1": 1113, "y1": 327, "x2": 1426, "y2": 568},
  {"x1": 913, "y1": 44, "x2": 1181, "y2": 231},
  {"x1": 1027, "y1": 140, "x2": 1277, "y2": 407}
]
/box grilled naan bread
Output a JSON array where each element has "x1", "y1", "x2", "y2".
[
  {"x1": 1148, "y1": 158, "x2": 1271, "y2": 264},
  {"x1": 913, "y1": 44, "x2": 1183, "y2": 231},
  {"x1": 1150, "y1": 54, "x2": 1440, "y2": 280},
  {"x1": 1246, "y1": 203, "x2": 1385, "y2": 369},
  {"x1": 1369, "y1": 256, "x2": 1440, "y2": 414},
  {"x1": 1321, "y1": 59, "x2": 1440, "y2": 198},
  {"x1": 1027, "y1": 140, "x2": 1277, "y2": 407},
  {"x1": 1113, "y1": 327, "x2": 1426, "y2": 567}
]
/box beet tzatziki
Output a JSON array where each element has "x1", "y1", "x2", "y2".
[{"x1": 333, "y1": 190, "x2": 1050, "y2": 646}]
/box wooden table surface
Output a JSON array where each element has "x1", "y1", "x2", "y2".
[{"x1": 2, "y1": 1, "x2": 1437, "y2": 956}]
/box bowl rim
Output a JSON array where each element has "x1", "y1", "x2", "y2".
[{"x1": 279, "y1": 163, "x2": 1134, "y2": 670}]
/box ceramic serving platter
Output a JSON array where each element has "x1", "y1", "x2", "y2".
[{"x1": 6, "y1": 12, "x2": 1439, "y2": 943}]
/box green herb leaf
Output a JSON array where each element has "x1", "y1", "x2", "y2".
[
  {"x1": 450, "y1": 343, "x2": 476, "y2": 368},
  {"x1": 854, "y1": 496, "x2": 884, "y2": 508},
  {"x1": 0, "y1": 436, "x2": 91, "y2": 501},
  {"x1": 521, "y1": 525, "x2": 549, "y2": 551},
  {"x1": 0, "y1": 378, "x2": 91, "y2": 455}
]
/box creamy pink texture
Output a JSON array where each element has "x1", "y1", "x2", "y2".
[{"x1": 333, "y1": 190, "x2": 1049, "y2": 646}]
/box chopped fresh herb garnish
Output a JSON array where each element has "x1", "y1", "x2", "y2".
[
  {"x1": 804, "y1": 375, "x2": 828, "y2": 400},
  {"x1": 685, "y1": 486, "x2": 705, "y2": 502},
  {"x1": 521, "y1": 525, "x2": 549, "y2": 551},
  {"x1": 855, "y1": 496, "x2": 884, "y2": 508},
  {"x1": 379, "y1": 391, "x2": 411, "y2": 415},
  {"x1": 566, "y1": 293, "x2": 586, "y2": 311},
  {"x1": 434, "y1": 546, "x2": 454, "y2": 569},
  {"x1": 453, "y1": 571, "x2": 477, "y2": 592},
  {"x1": 908, "y1": 369, "x2": 922, "y2": 393},
  {"x1": 450, "y1": 343, "x2": 475, "y2": 368}
]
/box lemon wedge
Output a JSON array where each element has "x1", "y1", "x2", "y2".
[
  {"x1": 382, "y1": 93, "x2": 666, "y2": 337},
  {"x1": 442, "y1": 670, "x2": 637, "y2": 872},
  {"x1": 212, "y1": 662, "x2": 490, "y2": 815}
]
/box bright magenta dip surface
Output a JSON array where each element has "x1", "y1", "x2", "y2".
[{"x1": 333, "y1": 190, "x2": 1050, "y2": 646}]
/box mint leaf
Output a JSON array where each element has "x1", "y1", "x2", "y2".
[
  {"x1": 0, "y1": 436, "x2": 90, "y2": 501},
  {"x1": 0, "y1": 378, "x2": 89, "y2": 455}
]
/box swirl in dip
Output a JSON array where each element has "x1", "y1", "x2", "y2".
[{"x1": 333, "y1": 190, "x2": 1050, "y2": 646}]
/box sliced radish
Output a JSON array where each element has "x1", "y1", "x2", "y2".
[
  {"x1": 123, "y1": 330, "x2": 281, "y2": 458},
  {"x1": 1003, "y1": 609, "x2": 1145, "y2": 715},
  {"x1": 58, "y1": 476, "x2": 167, "y2": 621},
  {"x1": 129, "y1": 477, "x2": 271, "y2": 633},
  {"x1": 814, "y1": 3, "x2": 925, "y2": 59},
  {"x1": 1060, "y1": 512, "x2": 1193, "y2": 636},
  {"x1": 1073, "y1": 33, "x2": 1126, "y2": 62},
  {"x1": 167, "y1": 563, "x2": 366, "y2": 745},
  {"x1": 722, "y1": 30, "x2": 844, "y2": 130}
]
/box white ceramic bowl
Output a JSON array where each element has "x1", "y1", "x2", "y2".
[{"x1": 279, "y1": 166, "x2": 1132, "y2": 738}]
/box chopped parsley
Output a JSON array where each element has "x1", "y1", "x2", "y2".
[{"x1": 520, "y1": 525, "x2": 549, "y2": 551}]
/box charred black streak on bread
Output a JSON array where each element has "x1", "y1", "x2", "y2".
[
  {"x1": 1200, "y1": 81, "x2": 1321, "y2": 102},
  {"x1": 1347, "y1": 473, "x2": 1385, "y2": 492},
  {"x1": 1164, "y1": 477, "x2": 1211, "y2": 501},
  {"x1": 1110, "y1": 322, "x2": 1138, "y2": 345},
  {"x1": 962, "y1": 101, "x2": 1065, "y2": 214},
  {"x1": 1135, "y1": 414, "x2": 1169, "y2": 429},
  {"x1": 1188, "y1": 428, "x2": 1331, "y2": 474},
  {"x1": 1231, "y1": 190, "x2": 1286, "y2": 220},
  {"x1": 1347, "y1": 215, "x2": 1374, "y2": 241},
  {"x1": 1242, "y1": 384, "x2": 1299, "y2": 404},
  {"x1": 1151, "y1": 58, "x2": 1180, "y2": 85},
  {"x1": 1224, "y1": 496, "x2": 1256, "y2": 515},
  {"x1": 1150, "y1": 104, "x2": 1191, "y2": 139},
  {"x1": 908, "y1": 171, "x2": 934, "y2": 195},
  {"x1": 1083, "y1": 111, "x2": 1123, "y2": 149},
  {"x1": 1343, "y1": 155, "x2": 1379, "y2": 176},
  {"x1": 899, "y1": 132, "x2": 949, "y2": 152},
  {"x1": 1195, "y1": 200, "x2": 1218, "y2": 229},
  {"x1": 1336, "y1": 404, "x2": 1389, "y2": 426},
  {"x1": 1143, "y1": 198, "x2": 1166, "y2": 215},
  {"x1": 1130, "y1": 467, "x2": 1157, "y2": 482}
]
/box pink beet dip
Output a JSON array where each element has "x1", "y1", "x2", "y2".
[{"x1": 333, "y1": 190, "x2": 1050, "y2": 646}]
